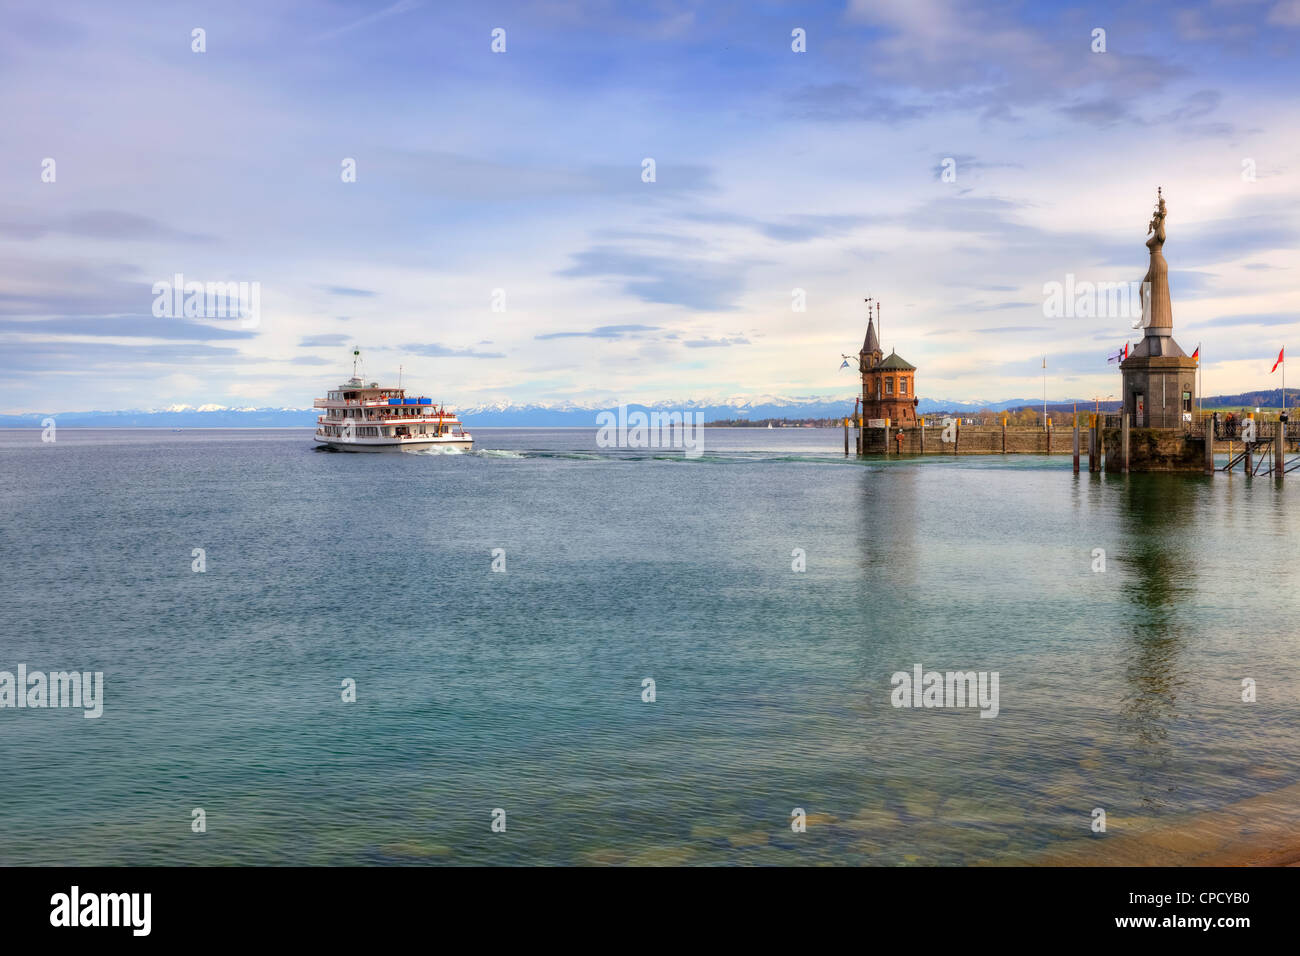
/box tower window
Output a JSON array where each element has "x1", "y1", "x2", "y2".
[
  {"x1": 899, "y1": 378, "x2": 908, "y2": 395},
  {"x1": 885, "y1": 378, "x2": 893, "y2": 395},
  {"x1": 1183, "y1": 390, "x2": 1191, "y2": 411}
]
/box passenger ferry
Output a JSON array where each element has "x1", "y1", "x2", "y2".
[{"x1": 313, "y1": 366, "x2": 472, "y2": 452}]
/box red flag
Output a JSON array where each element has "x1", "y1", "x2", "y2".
[
  {"x1": 1271, "y1": 347, "x2": 1284, "y2": 373},
  {"x1": 1191, "y1": 346, "x2": 1199, "y2": 362}
]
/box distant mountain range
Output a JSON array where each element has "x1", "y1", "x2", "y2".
[
  {"x1": 3, "y1": 389, "x2": 1295, "y2": 428},
  {"x1": 0, "y1": 397, "x2": 1029, "y2": 428}
]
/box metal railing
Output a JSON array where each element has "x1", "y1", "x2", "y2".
[{"x1": 1206, "y1": 417, "x2": 1294, "y2": 441}]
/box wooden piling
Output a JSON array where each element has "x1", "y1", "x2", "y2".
[
  {"x1": 1001, "y1": 414, "x2": 1007, "y2": 454},
  {"x1": 1205, "y1": 413, "x2": 1216, "y2": 475},
  {"x1": 1246, "y1": 412, "x2": 1255, "y2": 475},
  {"x1": 1277, "y1": 414, "x2": 1287, "y2": 479},
  {"x1": 1087, "y1": 414, "x2": 1097, "y2": 472},
  {"x1": 1121, "y1": 413, "x2": 1130, "y2": 474},
  {"x1": 919, "y1": 418, "x2": 925, "y2": 453},
  {"x1": 1093, "y1": 415, "x2": 1102, "y2": 472},
  {"x1": 1072, "y1": 419, "x2": 1080, "y2": 474},
  {"x1": 844, "y1": 416, "x2": 850, "y2": 457}
]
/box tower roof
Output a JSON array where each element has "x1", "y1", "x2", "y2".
[
  {"x1": 861, "y1": 316, "x2": 880, "y2": 354},
  {"x1": 876, "y1": 350, "x2": 915, "y2": 371}
]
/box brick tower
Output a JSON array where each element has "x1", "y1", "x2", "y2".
[{"x1": 859, "y1": 301, "x2": 918, "y2": 426}]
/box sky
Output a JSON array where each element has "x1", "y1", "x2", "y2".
[{"x1": 1, "y1": 0, "x2": 1298, "y2": 413}]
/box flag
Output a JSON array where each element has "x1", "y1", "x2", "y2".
[
  {"x1": 1271, "y1": 347, "x2": 1284, "y2": 373},
  {"x1": 1192, "y1": 345, "x2": 1199, "y2": 363},
  {"x1": 1106, "y1": 343, "x2": 1129, "y2": 364}
]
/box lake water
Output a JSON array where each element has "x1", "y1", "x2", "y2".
[{"x1": 1, "y1": 427, "x2": 1297, "y2": 865}]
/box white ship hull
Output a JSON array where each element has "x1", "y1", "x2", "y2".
[{"x1": 314, "y1": 434, "x2": 473, "y2": 453}]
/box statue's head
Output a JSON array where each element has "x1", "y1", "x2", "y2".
[{"x1": 1146, "y1": 187, "x2": 1167, "y2": 240}]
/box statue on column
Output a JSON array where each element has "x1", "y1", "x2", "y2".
[{"x1": 1138, "y1": 187, "x2": 1172, "y2": 333}]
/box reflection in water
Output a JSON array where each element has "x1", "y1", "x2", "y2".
[
  {"x1": 855, "y1": 464, "x2": 920, "y2": 583},
  {"x1": 1115, "y1": 475, "x2": 1205, "y2": 808},
  {"x1": 851, "y1": 465, "x2": 920, "y2": 675}
]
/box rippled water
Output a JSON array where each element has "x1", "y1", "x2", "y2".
[{"x1": 1, "y1": 427, "x2": 1297, "y2": 865}]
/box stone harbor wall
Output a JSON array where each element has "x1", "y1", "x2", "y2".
[
  {"x1": 857, "y1": 421, "x2": 1295, "y2": 469},
  {"x1": 1101, "y1": 428, "x2": 1203, "y2": 473},
  {"x1": 860, "y1": 424, "x2": 1070, "y2": 455}
]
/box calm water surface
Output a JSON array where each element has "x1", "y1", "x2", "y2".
[{"x1": 1, "y1": 427, "x2": 1297, "y2": 865}]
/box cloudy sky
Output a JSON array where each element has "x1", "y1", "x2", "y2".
[{"x1": 2, "y1": 0, "x2": 1298, "y2": 413}]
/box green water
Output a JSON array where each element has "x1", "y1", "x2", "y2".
[{"x1": 0, "y1": 428, "x2": 1296, "y2": 864}]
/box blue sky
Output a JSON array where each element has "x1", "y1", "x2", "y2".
[{"x1": 2, "y1": 0, "x2": 1298, "y2": 412}]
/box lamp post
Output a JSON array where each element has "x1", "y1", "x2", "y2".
[{"x1": 1042, "y1": 355, "x2": 1047, "y2": 430}]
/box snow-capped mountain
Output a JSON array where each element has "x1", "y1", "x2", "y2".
[
  {"x1": 0, "y1": 406, "x2": 318, "y2": 427},
  {"x1": 0, "y1": 395, "x2": 1097, "y2": 428},
  {"x1": 454, "y1": 395, "x2": 1047, "y2": 424}
]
